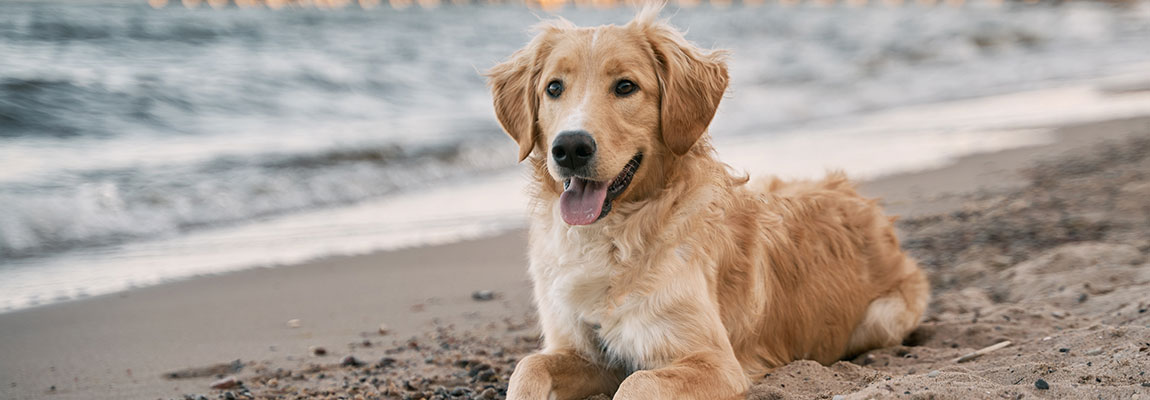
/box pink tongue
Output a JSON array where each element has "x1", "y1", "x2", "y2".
[{"x1": 559, "y1": 177, "x2": 609, "y2": 225}]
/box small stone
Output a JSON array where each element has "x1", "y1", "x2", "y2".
[
  {"x1": 377, "y1": 357, "x2": 397, "y2": 368},
  {"x1": 309, "y1": 346, "x2": 327, "y2": 356},
  {"x1": 862, "y1": 354, "x2": 876, "y2": 366},
  {"x1": 1142, "y1": 382, "x2": 1150, "y2": 387},
  {"x1": 210, "y1": 376, "x2": 238, "y2": 390},
  {"x1": 472, "y1": 290, "x2": 496, "y2": 301},
  {"x1": 1059, "y1": 348, "x2": 1070, "y2": 353},
  {"x1": 476, "y1": 370, "x2": 496, "y2": 382},
  {"x1": 223, "y1": 392, "x2": 236, "y2": 400},
  {"x1": 286, "y1": 319, "x2": 301, "y2": 328},
  {"x1": 378, "y1": 323, "x2": 391, "y2": 335},
  {"x1": 1035, "y1": 379, "x2": 1050, "y2": 390},
  {"x1": 340, "y1": 355, "x2": 365, "y2": 367},
  {"x1": 1051, "y1": 311, "x2": 1067, "y2": 319},
  {"x1": 927, "y1": 370, "x2": 940, "y2": 378},
  {"x1": 833, "y1": 396, "x2": 846, "y2": 400},
  {"x1": 1085, "y1": 348, "x2": 1104, "y2": 356},
  {"x1": 468, "y1": 363, "x2": 492, "y2": 377},
  {"x1": 266, "y1": 378, "x2": 278, "y2": 387},
  {"x1": 451, "y1": 386, "x2": 469, "y2": 396}
]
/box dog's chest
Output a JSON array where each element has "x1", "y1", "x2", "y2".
[
  {"x1": 532, "y1": 226, "x2": 678, "y2": 369},
  {"x1": 536, "y1": 233, "x2": 617, "y2": 325}
]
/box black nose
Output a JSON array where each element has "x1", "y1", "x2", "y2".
[{"x1": 551, "y1": 130, "x2": 596, "y2": 171}]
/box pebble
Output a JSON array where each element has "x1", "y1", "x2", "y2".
[
  {"x1": 472, "y1": 290, "x2": 496, "y2": 301},
  {"x1": 1142, "y1": 382, "x2": 1150, "y2": 387},
  {"x1": 210, "y1": 376, "x2": 238, "y2": 390},
  {"x1": 378, "y1": 357, "x2": 397, "y2": 368},
  {"x1": 309, "y1": 346, "x2": 327, "y2": 356},
  {"x1": 1059, "y1": 348, "x2": 1070, "y2": 353},
  {"x1": 340, "y1": 355, "x2": 365, "y2": 367},
  {"x1": 833, "y1": 396, "x2": 846, "y2": 400},
  {"x1": 378, "y1": 323, "x2": 391, "y2": 335},
  {"x1": 1035, "y1": 379, "x2": 1050, "y2": 390},
  {"x1": 1085, "y1": 348, "x2": 1104, "y2": 356},
  {"x1": 286, "y1": 319, "x2": 301, "y2": 328},
  {"x1": 265, "y1": 378, "x2": 278, "y2": 387},
  {"x1": 476, "y1": 370, "x2": 496, "y2": 382},
  {"x1": 927, "y1": 370, "x2": 940, "y2": 378}
]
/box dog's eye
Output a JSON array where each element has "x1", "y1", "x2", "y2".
[
  {"x1": 614, "y1": 80, "x2": 638, "y2": 96},
  {"x1": 546, "y1": 80, "x2": 563, "y2": 98}
]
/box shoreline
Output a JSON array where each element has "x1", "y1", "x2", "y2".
[
  {"x1": 2, "y1": 115, "x2": 1150, "y2": 399},
  {"x1": 7, "y1": 70, "x2": 1150, "y2": 315}
]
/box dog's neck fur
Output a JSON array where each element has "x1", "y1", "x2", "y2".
[{"x1": 527, "y1": 135, "x2": 746, "y2": 301}]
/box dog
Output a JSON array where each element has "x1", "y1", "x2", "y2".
[{"x1": 485, "y1": 8, "x2": 929, "y2": 400}]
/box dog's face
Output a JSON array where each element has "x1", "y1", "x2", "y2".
[{"x1": 487, "y1": 11, "x2": 728, "y2": 225}]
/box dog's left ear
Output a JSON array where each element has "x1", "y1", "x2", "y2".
[
  {"x1": 486, "y1": 33, "x2": 552, "y2": 162},
  {"x1": 632, "y1": 13, "x2": 730, "y2": 156}
]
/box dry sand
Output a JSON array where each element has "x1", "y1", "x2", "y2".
[{"x1": 2, "y1": 117, "x2": 1149, "y2": 400}]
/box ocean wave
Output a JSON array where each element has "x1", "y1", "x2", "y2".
[
  {"x1": 4, "y1": 4, "x2": 264, "y2": 44},
  {"x1": 0, "y1": 76, "x2": 199, "y2": 138},
  {"x1": 0, "y1": 141, "x2": 515, "y2": 261}
]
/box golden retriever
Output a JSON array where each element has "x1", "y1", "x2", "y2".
[{"x1": 485, "y1": 7, "x2": 929, "y2": 400}]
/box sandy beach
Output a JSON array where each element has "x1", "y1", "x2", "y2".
[{"x1": 3, "y1": 114, "x2": 1150, "y2": 399}]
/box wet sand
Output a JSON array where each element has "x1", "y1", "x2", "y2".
[{"x1": 2, "y1": 116, "x2": 1149, "y2": 400}]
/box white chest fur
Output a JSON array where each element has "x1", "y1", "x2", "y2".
[{"x1": 529, "y1": 217, "x2": 711, "y2": 371}]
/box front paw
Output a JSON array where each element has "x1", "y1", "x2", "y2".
[{"x1": 506, "y1": 354, "x2": 554, "y2": 400}]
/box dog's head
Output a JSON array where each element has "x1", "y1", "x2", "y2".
[{"x1": 486, "y1": 8, "x2": 728, "y2": 226}]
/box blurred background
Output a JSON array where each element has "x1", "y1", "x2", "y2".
[{"x1": 2, "y1": 0, "x2": 1150, "y2": 313}]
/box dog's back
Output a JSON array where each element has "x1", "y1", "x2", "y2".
[{"x1": 717, "y1": 173, "x2": 929, "y2": 374}]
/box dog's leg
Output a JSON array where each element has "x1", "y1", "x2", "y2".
[
  {"x1": 846, "y1": 259, "x2": 930, "y2": 354},
  {"x1": 612, "y1": 352, "x2": 748, "y2": 400},
  {"x1": 507, "y1": 350, "x2": 622, "y2": 400}
]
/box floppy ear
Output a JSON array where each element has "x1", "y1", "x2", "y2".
[
  {"x1": 634, "y1": 15, "x2": 730, "y2": 156},
  {"x1": 485, "y1": 37, "x2": 547, "y2": 162}
]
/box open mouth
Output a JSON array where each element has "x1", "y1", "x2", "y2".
[{"x1": 559, "y1": 153, "x2": 643, "y2": 226}]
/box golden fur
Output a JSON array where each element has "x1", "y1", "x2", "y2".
[{"x1": 486, "y1": 8, "x2": 929, "y2": 400}]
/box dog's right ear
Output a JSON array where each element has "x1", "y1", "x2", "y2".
[{"x1": 486, "y1": 34, "x2": 551, "y2": 163}]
